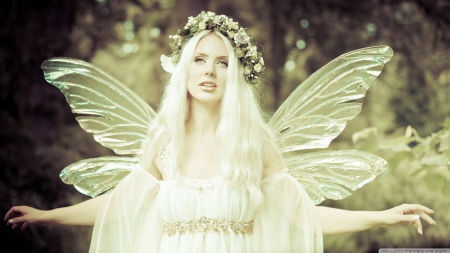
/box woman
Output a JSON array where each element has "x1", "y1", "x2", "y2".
[{"x1": 5, "y1": 11, "x2": 435, "y2": 253}]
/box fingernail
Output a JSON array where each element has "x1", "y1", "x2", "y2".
[
  {"x1": 413, "y1": 215, "x2": 419, "y2": 220},
  {"x1": 8, "y1": 219, "x2": 13, "y2": 224}
]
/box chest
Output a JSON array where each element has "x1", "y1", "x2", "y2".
[{"x1": 177, "y1": 138, "x2": 222, "y2": 179}]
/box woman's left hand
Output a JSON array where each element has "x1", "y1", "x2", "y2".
[{"x1": 376, "y1": 204, "x2": 436, "y2": 235}]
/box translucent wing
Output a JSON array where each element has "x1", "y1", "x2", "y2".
[
  {"x1": 61, "y1": 156, "x2": 140, "y2": 197},
  {"x1": 41, "y1": 58, "x2": 156, "y2": 196},
  {"x1": 42, "y1": 58, "x2": 156, "y2": 156},
  {"x1": 269, "y1": 46, "x2": 393, "y2": 153},
  {"x1": 286, "y1": 150, "x2": 388, "y2": 205},
  {"x1": 269, "y1": 46, "x2": 393, "y2": 203}
]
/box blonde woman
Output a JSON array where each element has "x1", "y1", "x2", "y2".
[{"x1": 5, "y1": 12, "x2": 435, "y2": 253}]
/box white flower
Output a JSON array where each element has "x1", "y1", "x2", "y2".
[
  {"x1": 234, "y1": 32, "x2": 249, "y2": 45},
  {"x1": 160, "y1": 54, "x2": 175, "y2": 73},
  {"x1": 207, "y1": 11, "x2": 215, "y2": 16},
  {"x1": 228, "y1": 22, "x2": 238, "y2": 30},
  {"x1": 254, "y1": 63, "x2": 262, "y2": 72},
  {"x1": 213, "y1": 16, "x2": 223, "y2": 25},
  {"x1": 228, "y1": 31, "x2": 235, "y2": 39},
  {"x1": 244, "y1": 66, "x2": 252, "y2": 74},
  {"x1": 189, "y1": 19, "x2": 198, "y2": 25},
  {"x1": 259, "y1": 57, "x2": 264, "y2": 65},
  {"x1": 199, "y1": 22, "x2": 206, "y2": 30}
]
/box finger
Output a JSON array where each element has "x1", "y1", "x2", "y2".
[
  {"x1": 11, "y1": 224, "x2": 19, "y2": 229},
  {"x1": 21, "y1": 223, "x2": 28, "y2": 231},
  {"x1": 404, "y1": 214, "x2": 423, "y2": 235},
  {"x1": 8, "y1": 216, "x2": 25, "y2": 225},
  {"x1": 4, "y1": 207, "x2": 21, "y2": 220},
  {"x1": 419, "y1": 212, "x2": 437, "y2": 225},
  {"x1": 405, "y1": 214, "x2": 420, "y2": 223},
  {"x1": 412, "y1": 217, "x2": 423, "y2": 235},
  {"x1": 402, "y1": 204, "x2": 434, "y2": 215}
]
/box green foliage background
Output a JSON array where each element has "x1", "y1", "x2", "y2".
[{"x1": 0, "y1": 0, "x2": 449, "y2": 252}]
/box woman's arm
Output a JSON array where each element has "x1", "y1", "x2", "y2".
[
  {"x1": 262, "y1": 141, "x2": 436, "y2": 235},
  {"x1": 317, "y1": 204, "x2": 436, "y2": 235},
  {"x1": 5, "y1": 193, "x2": 110, "y2": 230}
]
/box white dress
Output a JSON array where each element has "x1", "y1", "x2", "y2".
[{"x1": 89, "y1": 149, "x2": 323, "y2": 253}]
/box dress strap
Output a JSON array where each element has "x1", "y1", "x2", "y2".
[{"x1": 158, "y1": 146, "x2": 172, "y2": 178}]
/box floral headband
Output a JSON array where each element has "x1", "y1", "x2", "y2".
[{"x1": 160, "y1": 11, "x2": 265, "y2": 85}]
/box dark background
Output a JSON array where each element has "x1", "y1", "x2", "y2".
[{"x1": 1, "y1": 0, "x2": 449, "y2": 252}]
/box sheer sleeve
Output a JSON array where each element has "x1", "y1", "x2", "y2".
[
  {"x1": 254, "y1": 169, "x2": 323, "y2": 253},
  {"x1": 89, "y1": 167, "x2": 162, "y2": 253}
]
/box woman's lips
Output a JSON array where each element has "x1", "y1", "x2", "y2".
[{"x1": 199, "y1": 82, "x2": 217, "y2": 91}]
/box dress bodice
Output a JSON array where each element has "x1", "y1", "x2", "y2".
[
  {"x1": 90, "y1": 148, "x2": 323, "y2": 253},
  {"x1": 156, "y1": 147, "x2": 255, "y2": 224}
]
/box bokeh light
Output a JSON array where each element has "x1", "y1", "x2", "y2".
[
  {"x1": 150, "y1": 28, "x2": 161, "y2": 37},
  {"x1": 300, "y1": 19, "x2": 309, "y2": 28},
  {"x1": 285, "y1": 60, "x2": 296, "y2": 71},
  {"x1": 296, "y1": 39, "x2": 306, "y2": 49}
]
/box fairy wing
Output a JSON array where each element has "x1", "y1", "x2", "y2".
[
  {"x1": 42, "y1": 57, "x2": 156, "y2": 156},
  {"x1": 286, "y1": 150, "x2": 388, "y2": 204},
  {"x1": 60, "y1": 156, "x2": 140, "y2": 197},
  {"x1": 42, "y1": 58, "x2": 156, "y2": 196},
  {"x1": 269, "y1": 46, "x2": 393, "y2": 204}
]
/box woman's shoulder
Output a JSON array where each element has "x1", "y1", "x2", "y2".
[
  {"x1": 140, "y1": 142, "x2": 166, "y2": 180},
  {"x1": 262, "y1": 141, "x2": 285, "y2": 178}
]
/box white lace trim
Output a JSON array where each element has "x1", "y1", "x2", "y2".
[
  {"x1": 173, "y1": 174, "x2": 227, "y2": 191},
  {"x1": 158, "y1": 147, "x2": 172, "y2": 177}
]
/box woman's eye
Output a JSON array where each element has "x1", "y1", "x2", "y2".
[
  {"x1": 218, "y1": 60, "x2": 228, "y2": 67},
  {"x1": 195, "y1": 57, "x2": 205, "y2": 63}
]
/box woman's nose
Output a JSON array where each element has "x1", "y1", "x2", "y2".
[{"x1": 205, "y1": 61, "x2": 215, "y2": 76}]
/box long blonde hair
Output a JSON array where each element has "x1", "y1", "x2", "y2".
[{"x1": 141, "y1": 30, "x2": 277, "y2": 207}]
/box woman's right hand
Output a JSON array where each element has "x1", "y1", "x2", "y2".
[{"x1": 4, "y1": 206, "x2": 51, "y2": 231}]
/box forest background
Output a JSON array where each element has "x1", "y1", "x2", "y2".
[{"x1": 0, "y1": 0, "x2": 449, "y2": 252}]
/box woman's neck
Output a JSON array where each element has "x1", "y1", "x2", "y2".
[{"x1": 185, "y1": 99, "x2": 220, "y2": 136}]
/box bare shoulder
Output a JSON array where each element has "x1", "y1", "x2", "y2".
[
  {"x1": 141, "y1": 143, "x2": 164, "y2": 180},
  {"x1": 262, "y1": 141, "x2": 285, "y2": 178}
]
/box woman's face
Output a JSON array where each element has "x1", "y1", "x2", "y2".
[{"x1": 187, "y1": 34, "x2": 229, "y2": 105}]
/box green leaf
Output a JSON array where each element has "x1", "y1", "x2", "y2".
[
  {"x1": 444, "y1": 118, "x2": 450, "y2": 129},
  {"x1": 443, "y1": 149, "x2": 450, "y2": 160},
  {"x1": 169, "y1": 43, "x2": 177, "y2": 51},
  {"x1": 439, "y1": 130, "x2": 450, "y2": 152},
  {"x1": 388, "y1": 151, "x2": 415, "y2": 169},
  {"x1": 423, "y1": 172, "x2": 446, "y2": 192},
  {"x1": 421, "y1": 155, "x2": 448, "y2": 166},
  {"x1": 427, "y1": 133, "x2": 441, "y2": 151},
  {"x1": 410, "y1": 167, "x2": 426, "y2": 177},
  {"x1": 443, "y1": 182, "x2": 450, "y2": 196},
  {"x1": 412, "y1": 143, "x2": 426, "y2": 157},
  {"x1": 380, "y1": 136, "x2": 413, "y2": 152},
  {"x1": 356, "y1": 141, "x2": 379, "y2": 153},
  {"x1": 352, "y1": 127, "x2": 378, "y2": 144}
]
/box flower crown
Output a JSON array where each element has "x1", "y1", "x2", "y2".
[{"x1": 161, "y1": 11, "x2": 265, "y2": 85}]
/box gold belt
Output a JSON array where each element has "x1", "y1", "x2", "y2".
[{"x1": 163, "y1": 216, "x2": 254, "y2": 236}]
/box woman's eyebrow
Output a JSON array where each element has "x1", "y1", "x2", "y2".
[{"x1": 194, "y1": 53, "x2": 229, "y2": 59}]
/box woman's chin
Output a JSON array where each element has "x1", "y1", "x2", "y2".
[{"x1": 189, "y1": 94, "x2": 222, "y2": 105}]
